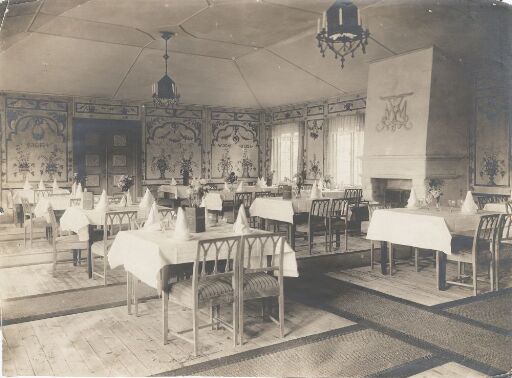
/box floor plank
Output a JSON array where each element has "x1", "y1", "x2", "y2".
[{"x1": 411, "y1": 362, "x2": 487, "y2": 377}]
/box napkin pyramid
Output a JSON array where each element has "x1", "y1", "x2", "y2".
[
  {"x1": 233, "y1": 204, "x2": 251, "y2": 234},
  {"x1": 461, "y1": 191, "x2": 478, "y2": 214},
  {"x1": 76, "y1": 183, "x2": 83, "y2": 199},
  {"x1": 173, "y1": 207, "x2": 191, "y2": 240},
  {"x1": 139, "y1": 188, "x2": 154, "y2": 209},
  {"x1": 255, "y1": 178, "x2": 262, "y2": 189},
  {"x1": 223, "y1": 182, "x2": 231, "y2": 192},
  {"x1": 236, "y1": 181, "x2": 245, "y2": 192},
  {"x1": 143, "y1": 202, "x2": 161, "y2": 231},
  {"x1": 38, "y1": 179, "x2": 46, "y2": 190},
  {"x1": 310, "y1": 181, "x2": 322, "y2": 199},
  {"x1": 170, "y1": 178, "x2": 177, "y2": 186},
  {"x1": 118, "y1": 195, "x2": 127, "y2": 207},
  {"x1": 96, "y1": 190, "x2": 108, "y2": 212},
  {"x1": 23, "y1": 177, "x2": 32, "y2": 191},
  {"x1": 52, "y1": 178, "x2": 59, "y2": 191},
  {"x1": 406, "y1": 188, "x2": 419, "y2": 209},
  {"x1": 318, "y1": 178, "x2": 324, "y2": 191}
]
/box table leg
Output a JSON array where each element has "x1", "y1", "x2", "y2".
[
  {"x1": 380, "y1": 241, "x2": 388, "y2": 275},
  {"x1": 288, "y1": 223, "x2": 296, "y2": 250},
  {"x1": 436, "y1": 251, "x2": 447, "y2": 290},
  {"x1": 127, "y1": 272, "x2": 132, "y2": 315},
  {"x1": 388, "y1": 242, "x2": 393, "y2": 276},
  {"x1": 87, "y1": 225, "x2": 93, "y2": 279}
]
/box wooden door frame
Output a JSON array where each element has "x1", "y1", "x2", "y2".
[{"x1": 72, "y1": 118, "x2": 142, "y2": 196}]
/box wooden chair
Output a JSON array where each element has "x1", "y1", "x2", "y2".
[
  {"x1": 206, "y1": 183, "x2": 218, "y2": 191},
  {"x1": 21, "y1": 198, "x2": 34, "y2": 247},
  {"x1": 254, "y1": 191, "x2": 272, "y2": 199},
  {"x1": 47, "y1": 206, "x2": 89, "y2": 275},
  {"x1": 69, "y1": 198, "x2": 81, "y2": 207},
  {"x1": 233, "y1": 192, "x2": 253, "y2": 224},
  {"x1": 506, "y1": 200, "x2": 512, "y2": 214},
  {"x1": 302, "y1": 183, "x2": 313, "y2": 191},
  {"x1": 162, "y1": 236, "x2": 240, "y2": 355},
  {"x1": 238, "y1": 233, "x2": 285, "y2": 345},
  {"x1": 277, "y1": 185, "x2": 286, "y2": 195},
  {"x1": 91, "y1": 210, "x2": 138, "y2": 285},
  {"x1": 344, "y1": 188, "x2": 363, "y2": 208},
  {"x1": 34, "y1": 189, "x2": 52, "y2": 203},
  {"x1": 8, "y1": 189, "x2": 18, "y2": 225},
  {"x1": 495, "y1": 214, "x2": 512, "y2": 290},
  {"x1": 328, "y1": 199, "x2": 350, "y2": 252},
  {"x1": 447, "y1": 214, "x2": 500, "y2": 296},
  {"x1": 475, "y1": 194, "x2": 509, "y2": 210},
  {"x1": 295, "y1": 199, "x2": 330, "y2": 255}
]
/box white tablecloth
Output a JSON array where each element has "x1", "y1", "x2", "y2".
[
  {"x1": 366, "y1": 208, "x2": 487, "y2": 255},
  {"x1": 158, "y1": 185, "x2": 189, "y2": 199},
  {"x1": 250, "y1": 197, "x2": 313, "y2": 223},
  {"x1": 203, "y1": 192, "x2": 234, "y2": 211},
  {"x1": 108, "y1": 224, "x2": 298, "y2": 289},
  {"x1": 12, "y1": 189, "x2": 36, "y2": 204},
  {"x1": 321, "y1": 190, "x2": 346, "y2": 199},
  {"x1": 483, "y1": 203, "x2": 507, "y2": 213},
  {"x1": 33, "y1": 195, "x2": 71, "y2": 218}
]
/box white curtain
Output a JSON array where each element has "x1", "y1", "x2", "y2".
[
  {"x1": 326, "y1": 113, "x2": 365, "y2": 187},
  {"x1": 271, "y1": 122, "x2": 299, "y2": 182}
]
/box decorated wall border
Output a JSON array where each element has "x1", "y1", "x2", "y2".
[
  {"x1": 145, "y1": 106, "x2": 203, "y2": 119},
  {"x1": 74, "y1": 102, "x2": 139, "y2": 120},
  {"x1": 328, "y1": 97, "x2": 366, "y2": 114}
]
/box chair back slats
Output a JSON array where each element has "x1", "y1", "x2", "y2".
[
  {"x1": 344, "y1": 188, "x2": 362, "y2": 206},
  {"x1": 302, "y1": 183, "x2": 313, "y2": 191},
  {"x1": 329, "y1": 199, "x2": 349, "y2": 218},
  {"x1": 34, "y1": 189, "x2": 52, "y2": 202},
  {"x1": 240, "y1": 233, "x2": 284, "y2": 275},
  {"x1": 103, "y1": 210, "x2": 138, "y2": 238},
  {"x1": 475, "y1": 194, "x2": 509, "y2": 210},
  {"x1": 158, "y1": 207, "x2": 176, "y2": 220},
  {"x1": 255, "y1": 191, "x2": 272, "y2": 199},
  {"x1": 277, "y1": 185, "x2": 286, "y2": 195},
  {"x1": 505, "y1": 201, "x2": 512, "y2": 214},
  {"x1": 368, "y1": 203, "x2": 390, "y2": 220},
  {"x1": 234, "y1": 192, "x2": 253, "y2": 208},
  {"x1": 70, "y1": 198, "x2": 81, "y2": 207},
  {"x1": 473, "y1": 214, "x2": 500, "y2": 253},
  {"x1": 205, "y1": 183, "x2": 218, "y2": 191},
  {"x1": 194, "y1": 237, "x2": 240, "y2": 284},
  {"x1": 497, "y1": 214, "x2": 512, "y2": 244},
  {"x1": 310, "y1": 199, "x2": 330, "y2": 220},
  {"x1": 21, "y1": 198, "x2": 32, "y2": 216}
]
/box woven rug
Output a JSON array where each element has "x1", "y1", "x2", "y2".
[{"x1": 1, "y1": 282, "x2": 157, "y2": 325}]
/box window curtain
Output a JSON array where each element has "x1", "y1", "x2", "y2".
[
  {"x1": 326, "y1": 113, "x2": 365, "y2": 186},
  {"x1": 271, "y1": 122, "x2": 300, "y2": 182}
]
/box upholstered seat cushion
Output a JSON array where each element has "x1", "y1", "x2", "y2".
[
  {"x1": 295, "y1": 221, "x2": 327, "y2": 233},
  {"x1": 55, "y1": 234, "x2": 88, "y2": 251},
  {"x1": 448, "y1": 236, "x2": 492, "y2": 263},
  {"x1": 167, "y1": 278, "x2": 234, "y2": 307},
  {"x1": 91, "y1": 239, "x2": 114, "y2": 256},
  {"x1": 242, "y1": 272, "x2": 279, "y2": 299}
]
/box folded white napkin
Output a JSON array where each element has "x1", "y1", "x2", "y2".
[
  {"x1": 76, "y1": 183, "x2": 83, "y2": 199},
  {"x1": 461, "y1": 191, "x2": 478, "y2": 214},
  {"x1": 310, "y1": 181, "x2": 322, "y2": 199},
  {"x1": 171, "y1": 178, "x2": 177, "y2": 186},
  {"x1": 96, "y1": 190, "x2": 108, "y2": 212},
  {"x1": 233, "y1": 204, "x2": 251, "y2": 234},
  {"x1": 406, "y1": 188, "x2": 419, "y2": 209},
  {"x1": 52, "y1": 178, "x2": 59, "y2": 191},
  {"x1": 173, "y1": 207, "x2": 191, "y2": 240},
  {"x1": 119, "y1": 195, "x2": 127, "y2": 207},
  {"x1": 255, "y1": 178, "x2": 262, "y2": 189},
  {"x1": 318, "y1": 179, "x2": 324, "y2": 191},
  {"x1": 143, "y1": 202, "x2": 161, "y2": 231},
  {"x1": 223, "y1": 182, "x2": 231, "y2": 192},
  {"x1": 139, "y1": 188, "x2": 154, "y2": 209},
  {"x1": 71, "y1": 182, "x2": 76, "y2": 196},
  {"x1": 261, "y1": 176, "x2": 266, "y2": 187},
  {"x1": 126, "y1": 191, "x2": 132, "y2": 206},
  {"x1": 236, "y1": 181, "x2": 245, "y2": 193},
  {"x1": 23, "y1": 177, "x2": 32, "y2": 191},
  {"x1": 38, "y1": 179, "x2": 45, "y2": 190}
]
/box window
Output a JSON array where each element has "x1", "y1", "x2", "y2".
[
  {"x1": 271, "y1": 123, "x2": 300, "y2": 182},
  {"x1": 326, "y1": 114, "x2": 365, "y2": 186}
]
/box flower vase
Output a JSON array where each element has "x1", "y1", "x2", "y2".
[
  {"x1": 182, "y1": 172, "x2": 190, "y2": 187},
  {"x1": 435, "y1": 197, "x2": 440, "y2": 210},
  {"x1": 184, "y1": 207, "x2": 205, "y2": 233}
]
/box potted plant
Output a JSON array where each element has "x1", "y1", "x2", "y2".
[
  {"x1": 179, "y1": 156, "x2": 194, "y2": 187},
  {"x1": 322, "y1": 174, "x2": 334, "y2": 190},
  {"x1": 293, "y1": 169, "x2": 307, "y2": 197},
  {"x1": 152, "y1": 150, "x2": 171, "y2": 179},
  {"x1": 73, "y1": 172, "x2": 87, "y2": 186},
  {"x1": 480, "y1": 152, "x2": 506, "y2": 186},
  {"x1": 185, "y1": 179, "x2": 208, "y2": 232},
  {"x1": 225, "y1": 171, "x2": 238, "y2": 191},
  {"x1": 425, "y1": 178, "x2": 444, "y2": 209}
]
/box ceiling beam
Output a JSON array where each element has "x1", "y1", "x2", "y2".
[{"x1": 232, "y1": 59, "x2": 262, "y2": 109}]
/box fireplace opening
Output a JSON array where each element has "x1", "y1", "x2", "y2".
[{"x1": 371, "y1": 178, "x2": 412, "y2": 207}]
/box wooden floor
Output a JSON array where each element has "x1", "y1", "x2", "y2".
[
  {"x1": 1, "y1": 298, "x2": 355, "y2": 376},
  {"x1": 328, "y1": 259, "x2": 512, "y2": 306},
  {"x1": 411, "y1": 362, "x2": 486, "y2": 377}
]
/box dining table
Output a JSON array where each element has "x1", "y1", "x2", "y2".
[
  {"x1": 32, "y1": 194, "x2": 72, "y2": 218},
  {"x1": 366, "y1": 207, "x2": 495, "y2": 289},
  {"x1": 483, "y1": 202, "x2": 508, "y2": 213}
]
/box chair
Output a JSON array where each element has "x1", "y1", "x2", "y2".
[
  {"x1": 365, "y1": 203, "x2": 389, "y2": 269},
  {"x1": 233, "y1": 192, "x2": 253, "y2": 224},
  {"x1": 506, "y1": 200, "x2": 512, "y2": 214},
  {"x1": 475, "y1": 194, "x2": 508, "y2": 210},
  {"x1": 238, "y1": 233, "x2": 285, "y2": 345},
  {"x1": 91, "y1": 210, "x2": 138, "y2": 285},
  {"x1": 277, "y1": 185, "x2": 286, "y2": 195},
  {"x1": 302, "y1": 183, "x2": 313, "y2": 191},
  {"x1": 162, "y1": 236, "x2": 240, "y2": 355},
  {"x1": 34, "y1": 189, "x2": 52, "y2": 203},
  {"x1": 344, "y1": 188, "x2": 363, "y2": 208},
  {"x1": 206, "y1": 183, "x2": 218, "y2": 191},
  {"x1": 495, "y1": 214, "x2": 512, "y2": 290},
  {"x1": 47, "y1": 206, "x2": 89, "y2": 275},
  {"x1": 295, "y1": 199, "x2": 330, "y2": 255},
  {"x1": 328, "y1": 199, "x2": 350, "y2": 252},
  {"x1": 69, "y1": 198, "x2": 81, "y2": 207},
  {"x1": 8, "y1": 189, "x2": 18, "y2": 225},
  {"x1": 21, "y1": 198, "x2": 34, "y2": 247},
  {"x1": 447, "y1": 214, "x2": 500, "y2": 296}
]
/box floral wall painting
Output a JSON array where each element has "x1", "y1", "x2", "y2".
[
  {"x1": 309, "y1": 154, "x2": 322, "y2": 179},
  {"x1": 475, "y1": 95, "x2": 509, "y2": 186},
  {"x1": 6, "y1": 99, "x2": 68, "y2": 182},
  {"x1": 210, "y1": 120, "x2": 259, "y2": 179},
  {"x1": 145, "y1": 116, "x2": 202, "y2": 180}
]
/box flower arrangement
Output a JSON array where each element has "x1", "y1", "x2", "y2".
[
  {"x1": 12, "y1": 144, "x2": 35, "y2": 178},
  {"x1": 309, "y1": 155, "x2": 321, "y2": 179},
  {"x1": 117, "y1": 175, "x2": 134, "y2": 192},
  {"x1": 293, "y1": 169, "x2": 307, "y2": 192},
  {"x1": 187, "y1": 179, "x2": 209, "y2": 208},
  {"x1": 225, "y1": 171, "x2": 238, "y2": 185},
  {"x1": 322, "y1": 174, "x2": 334, "y2": 189},
  {"x1": 151, "y1": 150, "x2": 172, "y2": 179},
  {"x1": 480, "y1": 152, "x2": 506, "y2": 186},
  {"x1": 425, "y1": 178, "x2": 444, "y2": 205},
  {"x1": 73, "y1": 172, "x2": 87, "y2": 186},
  {"x1": 39, "y1": 146, "x2": 64, "y2": 179},
  {"x1": 217, "y1": 152, "x2": 233, "y2": 178}
]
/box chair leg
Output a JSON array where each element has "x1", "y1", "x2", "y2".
[
  {"x1": 457, "y1": 261, "x2": 461, "y2": 278},
  {"x1": 344, "y1": 226, "x2": 348, "y2": 252},
  {"x1": 127, "y1": 272, "x2": 132, "y2": 315},
  {"x1": 278, "y1": 294, "x2": 285, "y2": 338},
  {"x1": 24, "y1": 223, "x2": 27, "y2": 248},
  {"x1": 239, "y1": 292, "x2": 245, "y2": 345},
  {"x1": 370, "y1": 241, "x2": 374, "y2": 270},
  {"x1": 489, "y1": 260, "x2": 494, "y2": 292},
  {"x1": 414, "y1": 248, "x2": 419, "y2": 272},
  {"x1": 473, "y1": 263, "x2": 477, "y2": 296},
  {"x1": 192, "y1": 304, "x2": 199, "y2": 356},
  {"x1": 103, "y1": 256, "x2": 107, "y2": 286},
  {"x1": 134, "y1": 278, "x2": 139, "y2": 316},
  {"x1": 324, "y1": 228, "x2": 328, "y2": 253},
  {"x1": 388, "y1": 243, "x2": 393, "y2": 276},
  {"x1": 162, "y1": 291, "x2": 168, "y2": 345},
  {"x1": 495, "y1": 246, "x2": 500, "y2": 291},
  {"x1": 29, "y1": 218, "x2": 33, "y2": 247}
]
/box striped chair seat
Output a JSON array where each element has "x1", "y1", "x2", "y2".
[
  {"x1": 242, "y1": 272, "x2": 279, "y2": 299},
  {"x1": 91, "y1": 239, "x2": 114, "y2": 256},
  {"x1": 168, "y1": 278, "x2": 234, "y2": 307}
]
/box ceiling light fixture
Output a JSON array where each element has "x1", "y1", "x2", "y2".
[
  {"x1": 316, "y1": 0, "x2": 369, "y2": 69},
  {"x1": 152, "y1": 31, "x2": 180, "y2": 107}
]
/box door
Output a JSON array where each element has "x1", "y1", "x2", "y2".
[{"x1": 73, "y1": 119, "x2": 140, "y2": 196}]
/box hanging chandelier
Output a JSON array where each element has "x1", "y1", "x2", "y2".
[
  {"x1": 152, "y1": 31, "x2": 180, "y2": 107},
  {"x1": 316, "y1": 0, "x2": 369, "y2": 69}
]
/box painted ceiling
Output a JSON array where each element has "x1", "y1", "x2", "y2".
[{"x1": 0, "y1": 0, "x2": 509, "y2": 108}]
